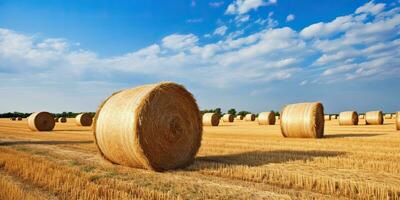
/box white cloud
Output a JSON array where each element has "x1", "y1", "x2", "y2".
[
  {"x1": 286, "y1": 14, "x2": 295, "y2": 22},
  {"x1": 234, "y1": 15, "x2": 250, "y2": 24},
  {"x1": 225, "y1": 0, "x2": 276, "y2": 15},
  {"x1": 214, "y1": 25, "x2": 228, "y2": 36},
  {"x1": 161, "y1": 34, "x2": 198, "y2": 50},
  {"x1": 209, "y1": 1, "x2": 224, "y2": 7},
  {"x1": 355, "y1": 1, "x2": 385, "y2": 15},
  {"x1": 186, "y1": 18, "x2": 203, "y2": 23}
]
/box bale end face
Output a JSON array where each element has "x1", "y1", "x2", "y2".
[
  {"x1": 280, "y1": 102, "x2": 324, "y2": 138},
  {"x1": 76, "y1": 113, "x2": 93, "y2": 126},
  {"x1": 93, "y1": 82, "x2": 202, "y2": 172}
]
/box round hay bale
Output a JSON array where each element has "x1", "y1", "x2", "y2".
[
  {"x1": 392, "y1": 114, "x2": 396, "y2": 119},
  {"x1": 396, "y1": 112, "x2": 400, "y2": 130},
  {"x1": 235, "y1": 115, "x2": 244, "y2": 120},
  {"x1": 359, "y1": 114, "x2": 365, "y2": 119},
  {"x1": 258, "y1": 112, "x2": 275, "y2": 125},
  {"x1": 10, "y1": 117, "x2": 16, "y2": 121},
  {"x1": 58, "y1": 117, "x2": 67, "y2": 123},
  {"x1": 93, "y1": 82, "x2": 202, "y2": 171},
  {"x1": 324, "y1": 115, "x2": 331, "y2": 120},
  {"x1": 384, "y1": 114, "x2": 392, "y2": 119},
  {"x1": 365, "y1": 111, "x2": 384, "y2": 125},
  {"x1": 222, "y1": 114, "x2": 234, "y2": 122},
  {"x1": 28, "y1": 112, "x2": 55, "y2": 131},
  {"x1": 244, "y1": 114, "x2": 255, "y2": 121},
  {"x1": 280, "y1": 102, "x2": 324, "y2": 138},
  {"x1": 339, "y1": 111, "x2": 358, "y2": 125},
  {"x1": 54, "y1": 117, "x2": 59, "y2": 123},
  {"x1": 203, "y1": 113, "x2": 220, "y2": 126},
  {"x1": 76, "y1": 113, "x2": 93, "y2": 126},
  {"x1": 330, "y1": 115, "x2": 337, "y2": 119},
  {"x1": 16, "y1": 117, "x2": 22, "y2": 121}
]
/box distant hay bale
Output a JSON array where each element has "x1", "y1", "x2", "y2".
[
  {"x1": 244, "y1": 114, "x2": 255, "y2": 121},
  {"x1": 396, "y1": 112, "x2": 400, "y2": 130},
  {"x1": 339, "y1": 111, "x2": 358, "y2": 125},
  {"x1": 203, "y1": 113, "x2": 220, "y2": 126},
  {"x1": 75, "y1": 113, "x2": 93, "y2": 126},
  {"x1": 16, "y1": 117, "x2": 22, "y2": 121},
  {"x1": 324, "y1": 115, "x2": 331, "y2": 120},
  {"x1": 359, "y1": 114, "x2": 365, "y2": 119},
  {"x1": 10, "y1": 117, "x2": 16, "y2": 121},
  {"x1": 384, "y1": 114, "x2": 392, "y2": 119},
  {"x1": 258, "y1": 112, "x2": 276, "y2": 125},
  {"x1": 28, "y1": 112, "x2": 55, "y2": 131},
  {"x1": 54, "y1": 117, "x2": 59, "y2": 123},
  {"x1": 58, "y1": 117, "x2": 67, "y2": 123},
  {"x1": 330, "y1": 115, "x2": 337, "y2": 119},
  {"x1": 93, "y1": 82, "x2": 202, "y2": 171},
  {"x1": 280, "y1": 102, "x2": 324, "y2": 138},
  {"x1": 393, "y1": 114, "x2": 397, "y2": 119},
  {"x1": 235, "y1": 115, "x2": 243, "y2": 120},
  {"x1": 365, "y1": 111, "x2": 384, "y2": 125},
  {"x1": 222, "y1": 114, "x2": 234, "y2": 122},
  {"x1": 275, "y1": 115, "x2": 280, "y2": 121}
]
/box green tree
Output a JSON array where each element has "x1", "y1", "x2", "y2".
[{"x1": 227, "y1": 108, "x2": 236, "y2": 116}]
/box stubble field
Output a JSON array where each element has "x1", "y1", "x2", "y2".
[{"x1": 0, "y1": 118, "x2": 399, "y2": 200}]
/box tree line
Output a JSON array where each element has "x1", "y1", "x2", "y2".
[
  {"x1": 200, "y1": 108, "x2": 279, "y2": 117},
  {"x1": 0, "y1": 112, "x2": 95, "y2": 118}
]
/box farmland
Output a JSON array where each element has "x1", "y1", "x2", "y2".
[{"x1": 0, "y1": 118, "x2": 399, "y2": 200}]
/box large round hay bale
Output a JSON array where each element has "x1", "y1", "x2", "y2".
[
  {"x1": 235, "y1": 115, "x2": 244, "y2": 120},
  {"x1": 244, "y1": 114, "x2": 255, "y2": 121},
  {"x1": 222, "y1": 114, "x2": 234, "y2": 122},
  {"x1": 58, "y1": 117, "x2": 67, "y2": 123},
  {"x1": 280, "y1": 102, "x2": 324, "y2": 138},
  {"x1": 396, "y1": 112, "x2": 400, "y2": 130},
  {"x1": 93, "y1": 82, "x2": 202, "y2": 171},
  {"x1": 28, "y1": 112, "x2": 55, "y2": 131},
  {"x1": 365, "y1": 111, "x2": 384, "y2": 125},
  {"x1": 258, "y1": 112, "x2": 275, "y2": 125},
  {"x1": 203, "y1": 113, "x2": 220, "y2": 126},
  {"x1": 359, "y1": 114, "x2": 365, "y2": 119},
  {"x1": 75, "y1": 113, "x2": 93, "y2": 126},
  {"x1": 384, "y1": 114, "x2": 392, "y2": 119},
  {"x1": 339, "y1": 111, "x2": 358, "y2": 125},
  {"x1": 324, "y1": 115, "x2": 331, "y2": 120}
]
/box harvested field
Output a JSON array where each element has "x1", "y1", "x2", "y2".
[{"x1": 0, "y1": 118, "x2": 399, "y2": 199}]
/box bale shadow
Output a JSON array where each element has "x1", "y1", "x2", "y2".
[
  {"x1": 324, "y1": 133, "x2": 383, "y2": 138},
  {"x1": 54, "y1": 130, "x2": 91, "y2": 132},
  {"x1": 0, "y1": 140, "x2": 93, "y2": 146},
  {"x1": 192, "y1": 150, "x2": 344, "y2": 170}
]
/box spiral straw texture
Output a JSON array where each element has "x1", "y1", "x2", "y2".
[
  {"x1": 203, "y1": 113, "x2": 220, "y2": 126},
  {"x1": 245, "y1": 114, "x2": 255, "y2": 121},
  {"x1": 365, "y1": 111, "x2": 384, "y2": 125},
  {"x1": 28, "y1": 112, "x2": 55, "y2": 131},
  {"x1": 222, "y1": 114, "x2": 234, "y2": 122},
  {"x1": 76, "y1": 113, "x2": 93, "y2": 126},
  {"x1": 258, "y1": 112, "x2": 276, "y2": 125},
  {"x1": 93, "y1": 82, "x2": 202, "y2": 171},
  {"x1": 339, "y1": 111, "x2": 358, "y2": 125},
  {"x1": 280, "y1": 102, "x2": 324, "y2": 138}
]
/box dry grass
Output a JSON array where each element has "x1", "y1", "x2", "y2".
[{"x1": 0, "y1": 118, "x2": 400, "y2": 199}]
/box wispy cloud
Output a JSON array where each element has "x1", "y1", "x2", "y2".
[
  {"x1": 209, "y1": 1, "x2": 224, "y2": 8},
  {"x1": 286, "y1": 14, "x2": 295, "y2": 22}
]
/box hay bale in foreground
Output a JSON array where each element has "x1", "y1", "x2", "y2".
[
  {"x1": 339, "y1": 111, "x2": 358, "y2": 125},
  {"x1": 258, "y1": 112, "x2": 276, "y2": 125},
  {"x1": 324, "y1": 115, "x2": 331, "y2": 120},
  {"x1": 76, "y1": 113, "x2": 93, "y2": 126},
  {"x1": 365, "y1": 111, "x2": 384, "y2": 125},
  {"x1": 396, "y1": 112, "x2": 400, "y2": 130},
  {"x1": 28, "y1": 112, "x2": 55, "y2": 131},
  {"x1": 93, "y1": 82, "x2": 202, "y2": 171},
  {"x1": 245, "y1": 114, "x2": 255, "y2": 121},
  {"x1": 384, "y1": 114, "x2": 392, "y2": 119},
  {"x1": 203, "y1": 113, "x2": 220, "y2": 126},
  {"x1": 235, "y1": 115, "x2": 244, "y2": 120},
  {"x1": 359, "y1": 114, "x2": 365, "y2": 119},
  {"x1": 222, "y1": 114, "x2": 234, "y2": 122},
  {"x1": 280, "y1": 102, "x2": 324, "y2": 138}
]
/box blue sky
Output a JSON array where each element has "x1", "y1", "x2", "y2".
[{"x1": 0, "y1": 0, "x2": 399, "y2": 114}]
